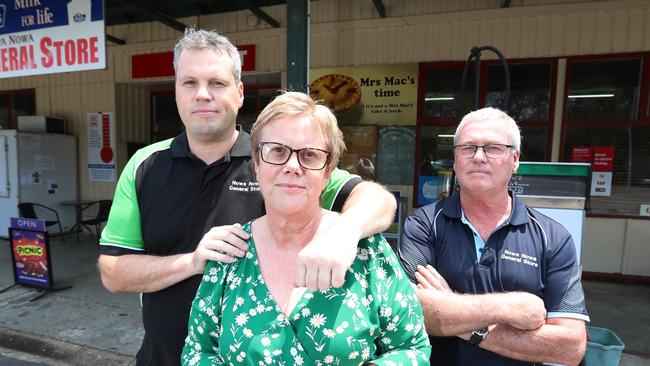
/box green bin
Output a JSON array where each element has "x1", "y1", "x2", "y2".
[{"x1": 584, "y1": 326, "x2": 625, "y2": 366}]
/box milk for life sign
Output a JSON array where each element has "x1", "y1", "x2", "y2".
[{"x1": 0, "y1": 0, "x2": 106, "y2": 79}]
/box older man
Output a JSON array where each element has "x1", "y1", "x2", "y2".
[{"x1": 399, "y1": 107, "x2": 589, "y2": 365}]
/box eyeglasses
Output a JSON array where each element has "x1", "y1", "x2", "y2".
[
  {"x1": 453, "y1": 144, "x2": 514, "y2": 159},
  {"x1": 258, "y1": 142, "x2": 331, "y2": 170}
]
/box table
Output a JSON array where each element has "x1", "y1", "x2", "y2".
[{"x1": 61, "y1": 200, "x2": 96, "y2": 234}]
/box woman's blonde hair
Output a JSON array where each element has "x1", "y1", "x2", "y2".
[{"x1": 250, "y1": 91, "x2": 345, "y2": 172}]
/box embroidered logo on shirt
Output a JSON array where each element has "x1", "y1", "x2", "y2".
[
  {"x1": 229, "y1": 179, "x2": 260, "y2": 192},
  {"x1": 500, "y1": 249, "x2": 539, "y2": 268}
]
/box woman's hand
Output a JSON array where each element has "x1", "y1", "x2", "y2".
[{"x1": 190, "y1": 224, "x2": 250, "y2": 274}]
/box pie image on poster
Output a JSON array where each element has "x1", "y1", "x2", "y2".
[{"x1": 309, "y1": 74, "x2": 362, "y2": 113}]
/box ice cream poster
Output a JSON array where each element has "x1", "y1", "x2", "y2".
[{"x1": 9, "y1": 218, "x2": 53, "y2": 289}]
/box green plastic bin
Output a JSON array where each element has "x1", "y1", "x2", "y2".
[{"x1": 584, "y1": 326, "x2": 625, "y2": 366}]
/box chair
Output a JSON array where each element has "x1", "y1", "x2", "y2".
[
  {"x1": 17, "y1": 202, "x2": 66, "y2": 240},
  {"x1": 78, "y1": 200, "x2": 112, "y2": 241}
]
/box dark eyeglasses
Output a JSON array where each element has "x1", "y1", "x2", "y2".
[
  {"x1": 453, "y1": 144, "x2": 514, "y2": 159},
  {"x1": 258, "y1": 142, "x2": 331, "y2": 170}
]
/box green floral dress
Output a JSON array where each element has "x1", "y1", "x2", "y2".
[{"x1": 181, "y1": 222, "x2": 431, "y2": 366}]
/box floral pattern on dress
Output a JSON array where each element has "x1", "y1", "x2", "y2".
[{"x1": 182, "y1": 222, "x2": 431, "y2": 366}]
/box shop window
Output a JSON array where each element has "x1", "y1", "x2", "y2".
[
  {"x1": 239, "y1": 88, "x2": 281, "y2": 133},
  {"x1": 152, "y1": 92, "x2": 181, "y2": 142},
  {"x1": 0, "y1": 90, "x2": 35, "y2": 129},
  {"x1": 520, "y1": 126, "x2": 547, "y2": 162},
  {"x1": 0, "y1": 95, "x2": 8, "y2": 129},
  {"x1": 564, "y1": 126, "x2": 650, "y2": 216},
  {"x1": 238, "y1": 73, "x2": 281, "y2": 133},
  {"x1": 567, "y1": 59, "x2": 641, "y2": 121},
  {"x1": 486, "y1": 62, "x2": 554, "y2": 161},
  {"x1": 416, "y1": 126, "x2": 455, "y2": 206},
  {"x1": 563, "y1": 56, "x2": 650, "y2": 218},
  {"x1": 486, "y1": 63, "x2": 552, "y2": 122},
  {"x1": 421, "y1": 65, "x2": 475, "y2": 120}
]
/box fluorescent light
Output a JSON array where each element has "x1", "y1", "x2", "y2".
[
  {"x1": 437, "y1": 134, "x2": 455, "y2": 138},
  {"x1": 567, "y1": 94, "x2": 614, "y2": 99},
  {"x1": 425, "y1": 96, "x2": 454, "y2": 101}
]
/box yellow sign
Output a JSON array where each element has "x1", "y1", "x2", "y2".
[
  {"x1": 309, "y1": 64, "x2": 418, "y2": 125},
  {"x1": 16, "y1": 245, "x2": 43, "y2": 257}
]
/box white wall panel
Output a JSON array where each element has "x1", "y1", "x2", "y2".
[
  {"x1": 595, "y1": 13, "x2": 613, "y2": 53},
  {"x1": 549, "y1": 15, "x2": 567, "y2": 55},
  {"x1": 622, "y1": 220, "x2": 650, "y2": 276},
  {"x1": 582, "y1": 217, "x2": 626, "y2": 273},
  {"x1": 644, "y1": 8, "x2": 650, "y2": 49}
]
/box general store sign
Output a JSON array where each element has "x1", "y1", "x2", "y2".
[{"x1": 0, "y1": 0, "x2": 106, "y2": 79}]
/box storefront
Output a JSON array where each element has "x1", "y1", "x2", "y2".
[{"x1": 1, "y1": 0, "x2": 648, "y2": 277}]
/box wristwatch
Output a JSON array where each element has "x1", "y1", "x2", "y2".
[{"x1": 468, "y1": 327, "x2": 489, "y2": 346}]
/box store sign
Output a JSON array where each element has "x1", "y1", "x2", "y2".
[
  {"x1": 591, "y1": 146, "x2": 614, "y2": 197},
  {"x1": 87, "y1": 112, "x2": 115, "y2": 182},
  {"x1": 131, "y1": 44, "x2": 257, "y2": 79},
  {"x1": 571, "y1": 146, "x2": 592, "y2": 163},
  {"x1": 309, "y1": 64, "x2": 418, "y2": 125},
  {"x1": 0, "y1": 0, "x2": 106, "y2": 79},
  {"x1": 9, "y1": 217, "x2": 53, "y2": 289}
]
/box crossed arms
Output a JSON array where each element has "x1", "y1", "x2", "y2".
[{"x1": 415, "y1": 265, "x2": 587, "y2": 365}]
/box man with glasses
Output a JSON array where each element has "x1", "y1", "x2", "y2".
[
  {"x1": 398, "y1": 107, "x2": 589, "y2": 365},
  {"x1": 98, "y1": 29, "x2": 396, "y2": 366}
]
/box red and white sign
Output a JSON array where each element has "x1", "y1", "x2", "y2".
[
  {"x1": 571, "y1": 146, "x2": 592, "y2": 163},
  {"x1": 87, "y1": 112, "x2": 115, "y2": 182},
  {"x1": 131, "y1": 44, "x2": 256, "y2": 79},
  {"x1": 0, "y1": 0, "x2": 106, "y2": 79},
  {"x1": 590, "y1": 146, "x2": 614, "y2": 197},
  {"x1": 592, "y1": 146, "x2": 614, "y2": 172}
]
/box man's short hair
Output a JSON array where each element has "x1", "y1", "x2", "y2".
[
  {"x1": 250, "y1": 91, "x2": 346, "y2": 172},
  {"x1": 173, "y1": 28, "x2": 242, "y2": 83},
  {"x1": 454, "y1": 107, "x2": 521, "y2": 152}
]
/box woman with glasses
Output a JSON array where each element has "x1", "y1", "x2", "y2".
[{"x1": 181, "y1": 92, "x2": 430, "y2": 365}]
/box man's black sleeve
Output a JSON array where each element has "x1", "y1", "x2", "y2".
[{"x1": 398, "y1": 204, "x2": 438, "y2": 283}]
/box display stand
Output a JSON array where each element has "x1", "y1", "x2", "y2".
[
  {"x1": 510, "y1": 162, "x2": 591, "y2": 263},
  {"x1": 7, "y1": 217, "x2": 71, "y2": 301}
]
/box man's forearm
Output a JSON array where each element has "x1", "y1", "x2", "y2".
[
  {"x1": 98, "y1": 253, "x2": 197, "y2": 293},
  {"x1": 340, "y1": 181, "x2": 396, "y2": 237},
  {"x1": 477, "y1": 319, "x2": 587, "y2": 366},
  {"x1": 417, "y1": 289, "x2": 514, "y2": 336}
]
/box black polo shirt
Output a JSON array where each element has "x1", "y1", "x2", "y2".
[{"x1": 100, "y1": 131, "x2": 360, "y2": 366}]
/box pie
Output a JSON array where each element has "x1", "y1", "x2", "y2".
[{"x1": 309, "y1": 74, "x2": 362, "y2": 113}]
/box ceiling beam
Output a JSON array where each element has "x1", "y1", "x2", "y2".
[
  {"x1": 106, "y1": 34, "x2": 126, "y2": 45},
  {"x1": 502, "y1": 0, "x2": 512, "y2": 8},
  {"x1": 114, "y1": 0, "x2": 188, "y2": 32},
  {"x1": 372, "y1": 0, "x2": 386, "y2": 18},
  {"x1": 236, "y1": 0, "x2": 280, "y2": 28}
]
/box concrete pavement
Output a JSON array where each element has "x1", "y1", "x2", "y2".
[
  {"x1": 0, "y1": 233, "x2": 649, "y2": 365},
  {"x1": 0, "y1": 234, "x2": 140, "y2": 365}
]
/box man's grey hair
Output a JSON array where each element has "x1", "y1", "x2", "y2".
[
  {"x1": 173, "y1": 28, "x2": 242, "y2": 83},
  {"x1": 454, "y1": 107, "x2": 521, "y2": 152}
]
